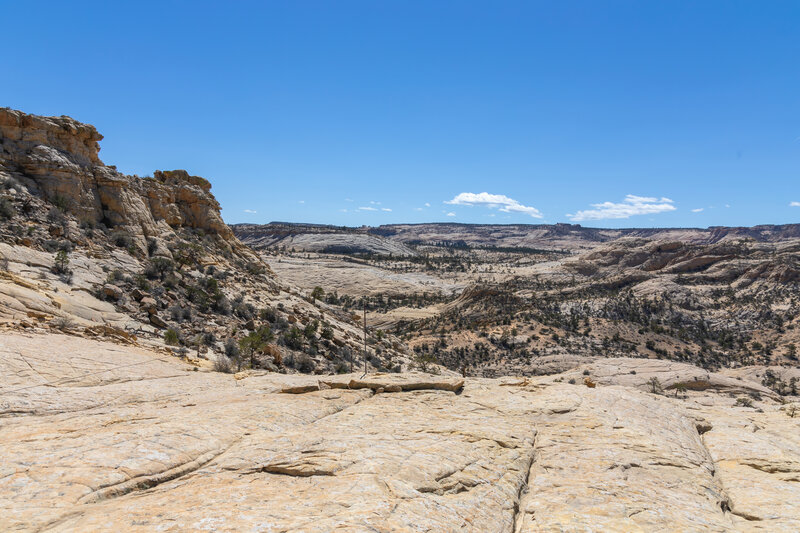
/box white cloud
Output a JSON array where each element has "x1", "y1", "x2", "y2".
[
  {"x1": 790, "y1": 201, "x2": 800, "y2": 207},
  {"x1": 445, "y1": 192, "x2": 543, "y2": 218},
  {"x1": 691, "y1": 208, "x2": 704, "y2": 213},
  {"x1": 298, "y1": 200, "x2": 305, "y2": 204},
  {"x1": 446, "y1": 212, "x2": 456, "y2": 217},
  {"x1": 424, "y1": 202, "x2": 431, "y2": 207},
  {"x1": 345, "y1": 198, "x2": 354, "y2": 202},
  {"x1": 243, "y1": 209, "x2": 257, "y2": 214},
  {"x1": 413, "y1": 207, "x2": 423, "y2": 211},
  {"x1": 725, "y1": 204, "x2": 731, "y2": 208},
  {"x1": 567, "y1": 195, "x2": 676, "y2": 222},
  {"x1": 339, "y1": 208, "x2": 348, "y2": 213},
  {"x1": 370, "y1": 200, "x2": 381, "y2": 205},
  {"x1": 358, "y1": 206, "x2": 378, "y2": 211},
  {"x1": 381, "y1": 208, "x2": 392, "y2": 212}
]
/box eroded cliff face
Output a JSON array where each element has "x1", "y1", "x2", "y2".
[{"x1": 0, "y1": 108, "x2": 234, "y2": 253}]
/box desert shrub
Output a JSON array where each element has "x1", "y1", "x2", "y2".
[
  {"x1": 164, "y1": 328, "x2": 180, "y2": 346},
  {"x1": 213, "y1": 355, "x2": 235, "y2": 373},
  {"x1": 231, "y1": 295, "x2": 255, "y2": 319},
  {"x1": 224, "y1": 338, "x2": 240, "y2": 358},
  {"x1": 111, "y1": 230, "x2": 133, "y2": 248},
  {"x1": 303, "y1": 320, "x2": 318, "y2": 339},
  {"x1": 46, "y1": 207, "x2": 66, "y2": 225},
  {"x1": 51, "y1": 194, "x2": 70, "y2": 212},
  {"x1": 0, "y1": 197, "x2": 15, "y2": 220},
  {"x1": 735, "y1": 397, "x2": 754, "y2": 408},
  {"x1": 134, "y1": 274, "x2": 150, "y2": 291},
  {"x1": 144, "y1": 257, "x2": 174, "y2": 280},
  {"x1": 212, "y1": 295, "x2": 231, "y2": 315},
  {"x1": 310, "y1": 286, "x2": 324, "y2": 301},
  {"x1": 259, "y1": 306, "x2": 276, "y2": 322},
  {"x1": 283, "y1": 327, "x2": 304, "y2": 350},
  {"x1": 413, "y1": 352, "x2": 437, "y2": 373},
  {"x1": 295, "y1": 353, "x2": 316, "y2": 373},
  {"x1": 169, "y1": 305, "x2": 192, "y2": 322}
]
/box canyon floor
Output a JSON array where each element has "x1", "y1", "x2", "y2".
[{"x1": 2, "y1": 331, "x2": 799, "y2": 532}]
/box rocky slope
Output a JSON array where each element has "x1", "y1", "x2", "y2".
[
  {"x1": 1, "y1": 331, "x2": 798, "y2": 531},
  {"x1": 0, "y1": 108, "x2": 408, "y2": 374}
]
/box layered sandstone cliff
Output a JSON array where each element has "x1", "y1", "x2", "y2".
[{"x1": 0, "y1": 108, "x2": 236, "y2": 254}]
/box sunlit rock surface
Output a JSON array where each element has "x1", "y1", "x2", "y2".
[{"x1": 1, "y1": 332, "x2": 798, "y2": 531}]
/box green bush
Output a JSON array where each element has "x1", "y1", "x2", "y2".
[{"x1": 164, "y1": 328, "x2": 180, "y2": 346}]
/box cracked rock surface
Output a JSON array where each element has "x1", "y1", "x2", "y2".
[{"x1": 1, "y1": 332, "x2": 798, "y2": 531}]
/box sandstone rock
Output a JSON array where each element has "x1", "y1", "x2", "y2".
[
  {"x1": 1, "y1": 333, "x2": 799, "y2": 531},
  {"x1": 0, "y1": 108, "x2": 252, "y2": 256},
  {"x1": 101, "y1": 284, "x2": 122, "y2": 300},
  {"x1": 139, "y1": 296, "x2": 157, "y2": 314},
  {"x1": 149, "y1": 313, "x2": 168, "y2": 328}
]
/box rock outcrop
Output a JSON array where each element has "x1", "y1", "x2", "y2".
[
  {"x1": 0, "y1": 108, "x2": 235, "y2": 253},
  {"x1": 0, "y1": 108, "x2": 409, "y2": 376},
  {"x1": 1, "y1": 332, "x2": 798, "y2": 531}
]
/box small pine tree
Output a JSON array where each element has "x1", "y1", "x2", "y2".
[{"x1": 53, "y1": 250, "x2": 70, "y2": 274}]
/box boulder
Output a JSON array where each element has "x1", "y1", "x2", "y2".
[
  {"x1": 101, "y1": 284, "x2": 123, "y2": 301},
  {"x1": 149, "y1": 314, "x2": 168, "y2": 329}
]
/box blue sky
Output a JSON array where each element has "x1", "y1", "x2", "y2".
[{"x1": 3, "y1": 1, "x2": 799, "y2": 228}]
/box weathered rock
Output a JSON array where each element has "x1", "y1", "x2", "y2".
[
  {"x1": 1, "y1": 333, "x2": 798, "y2": 532},
  {"x1": 139, "y1": 296, "x2": 157, "y2": 314},
  {"x1": 0, "y1": 108, "x2": 247, "y2": 253},
  {"x1": 101, "y1": 284, "x2": 122, "y2": 300},
  {"x1": 149, "y1": 313, "x2": 168, "y2": 328}
]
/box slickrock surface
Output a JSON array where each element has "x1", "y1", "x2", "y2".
[{"x1": 2, "y1": 332, "x2": 799, "y2": 531}]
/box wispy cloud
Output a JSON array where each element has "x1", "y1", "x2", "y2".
[
  {"x1": 381, "y1": 208, "x2": 392, "y2": 212},
  {"x1": 445, "y1": 192, "x2": 543, "y2": 218},
  {"x1": 358, "y1": 206, "x2": 378, "y2": 211},
  {"x1": 298, "y1": 200, "x2": 305, "y2": 204},
  {"x1": 243, "y1": 209, "x2": 257, "y2": 214},
  {"x1": 790, "y1": 201, "x2": 800, "y2": 207},
  {"x1": 691, "y1": 208, "x2": 704, "y2": 213},
  {"x1": 567, "y1": 195, "x2": 676, "y2": 222},
  {"x1": 424, "y1": 202, "x2": 431, "y2": 207},
  {"x1": 345, "y1": 198, "x2": 354, "y2": 202},
  {"x1": 446, "y1": 212, "x2": 456, "y2": 217}
]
